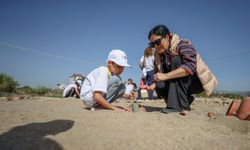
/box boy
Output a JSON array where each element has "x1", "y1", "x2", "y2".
[{"x1": 80, "y1": 49, "x2": 130, "y2": 111}]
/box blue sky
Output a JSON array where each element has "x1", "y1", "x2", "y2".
[{"x1": 0, "y1": 0, "x2": 250, "y2": 91}]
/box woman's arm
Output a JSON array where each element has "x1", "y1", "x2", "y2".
[{"x1": 154, "y1": 67, "x2": 189, "y2": 82}]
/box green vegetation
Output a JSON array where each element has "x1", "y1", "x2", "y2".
[
  {"x1": 18, "y1": 86, "x2": 63, "y2": 98},
  {"x1": 0, "y1": 72, "x2": 62, "y2": 98},
  {"x1": 18, "y1": 86, "x2": 33, "y2": 94},
  {"x1": 0, "y1": 73, "x2": 19, "y2": 93},
  {"x1": 46, "y1": 89, "x2": 63, "y2": 98},
  {"x1": 195, "y1": 91, "x2": 243, "y2": 99},
  {"x1": 0, "y1": 72, "x2": 248, "y2": 100},
  {"x1": 32, "y1": 86, "x2": 50, "y2": 95}
]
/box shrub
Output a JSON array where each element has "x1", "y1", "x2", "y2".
[
  {"x1": 18, "y1": 86, "x2": 34, "y2": 94},
  {"x1": 32, "y1": 86, "x2": 50, "y2": 95},
  {"x1": 47, "y1": 89, "x2": 63, "y2": 98},
  {"x1": 0, "y1": 73, "x2": 19, "y2": 92}
]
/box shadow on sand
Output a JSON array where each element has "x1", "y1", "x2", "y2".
[
  {"x1": 141, "y1": 105, "x2": 163, "y2": 112},
  {"x1": 0, "y1": 119, "x2": 74, "y2": 150}
]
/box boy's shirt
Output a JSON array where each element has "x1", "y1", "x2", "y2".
[{"x1": 80, "y1": 66, "x2": 109, "y2": 107}]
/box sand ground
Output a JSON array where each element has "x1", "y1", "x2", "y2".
[{"x1": 0, "y1": 97, "x2": 249, "y2": 150}]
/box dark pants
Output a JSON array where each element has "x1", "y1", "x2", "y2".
[
  {"x1": 156, "y1": 55, "x2": 203, "y2": 111},
  {"x1": 137, "y1": 88, "x2": 142, "y2": 100},
  {"x1": 146, "y1": 70, "x2": 155, "y2": 99}
]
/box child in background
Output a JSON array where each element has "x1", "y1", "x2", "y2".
[
  {"x1": 141, "y1": 47, "x2": 156, "y2": 100},
  {"x1": 131, "y1": 82, "x2": 138, "y2": 100},
  {"x1": 137, "y1": 54, "x2": 148, "y2": 100},
  {"x1": 123, "y1": 78, "x2": 137, "y2": 100},
  {"x1": 137, "y1": 77, "x2": 147, "y2": 100},
  {"x1": 80, "y1": 49, "x2": 130, "y2": 111},
  {"x1": 63, "y1": 80, "x2": 82, "y2": 98}
]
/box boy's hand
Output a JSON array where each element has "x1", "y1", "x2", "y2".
[
  {"x1": 145, "y1": 85, "x2": 150, "y2": 90},
  {"x1": 114, "y1": 106, "x2": 128, "y2": 112},
  {"x1": 124, "y1": 107, "x2": 133, "y2": 112}
]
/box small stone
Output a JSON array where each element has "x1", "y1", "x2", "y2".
[
  {"x1": 90, "y1": 107, "x2": 96, "y2": 111},
  {"x1": 207, "y1": 112, "x2": 215, "y2": 118}
]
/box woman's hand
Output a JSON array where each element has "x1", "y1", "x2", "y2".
[
  {"x1": 146, "y1": 84, "x2": 156, "y2": 91},
  {"x1": 154, "y1": 68, "x2": 189, "y2": 82},
  {"x1": 154, "y1": 73, "x2": 167, "y2": 82}
]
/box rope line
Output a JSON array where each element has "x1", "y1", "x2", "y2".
[
  {"x1": 0, "y1": 41, "x2": 98, "y2": 65},
  {"x1": 1, "y1": 41, "x2": 250, "y2": 66},
  {"x1": 206, "y1": 50, "x2": 250, "y2": 61}
]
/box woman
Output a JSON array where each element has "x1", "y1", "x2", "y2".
[{"x1": 147, "y1": 25, "x2": 204, "y2": 114}]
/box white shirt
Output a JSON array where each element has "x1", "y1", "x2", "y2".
[
  {"x1": 125, "y1": 83, "x2": 134, "y2": 95},
  {"x1": 139, "y1": 56, "x2": 144, "y2": 69},
  {"x1": 140, "y1": 55, "x2": 154, "y2": 72},
  {"x1": 144, "y1": 55, "x2": 155, "y2": 72},
  {"x1": 63, "y1": 84, "x2": 77, "y2": 97},
  {"x1": 80, "y1": 66, "x2": 109, "y2": 107}
]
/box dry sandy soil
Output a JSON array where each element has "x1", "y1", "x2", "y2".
[{"x1": 0, "y1": 96, "x2": 249, "y2": 150}]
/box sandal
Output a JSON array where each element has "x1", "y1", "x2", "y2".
[{"x1": 161, "y1": 108, "x2": 179, "y2": 114}]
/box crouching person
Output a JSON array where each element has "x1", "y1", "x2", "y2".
[
  {"x1": 147, "y1": 25, "x2": 206, "y2": 115},
  {"x1": 80, "y1": 49, "x2": 131, "y2": 111},
  {"x1": 63, "y1": 80, "x2": 82, "y2": 98}
]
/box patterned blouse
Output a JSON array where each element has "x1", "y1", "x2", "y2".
[{"x1": 154, "y1": 40, "x2": 197, "y2": 75}]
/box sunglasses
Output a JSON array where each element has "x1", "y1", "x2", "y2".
[{"x1": 148, "y1": 37, "x2": 164, "y2": 48}]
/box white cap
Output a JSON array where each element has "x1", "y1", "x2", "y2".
[
  {"x1": 107, "y1": 49, "x2": 130, "y2": 67},
  {"x1": 76, "y1": 80, "x2": 82, "y2": 85}
]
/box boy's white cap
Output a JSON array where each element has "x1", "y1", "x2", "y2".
[{"x1": 107, "y1": 49, "x2": 130, "y2": 67}]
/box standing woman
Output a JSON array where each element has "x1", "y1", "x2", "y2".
[
  {"x1": 147, "y1": 25, "x2": 206, "y2": 114},
  {"x1": 142, "y1": 47, "x2": 156, "y2": 100}
]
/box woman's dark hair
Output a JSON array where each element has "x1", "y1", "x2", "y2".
[{"x1": 148, "y1": 25, "x2": 170, "y2": 40}]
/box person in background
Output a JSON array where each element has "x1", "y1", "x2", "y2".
[
  {"x1": 136, "y1": 77, "x2": 147, "y2": 100},
  {"x1": 80, "y1": 49, "x2": 130, "y2": 111},
  {"x1": 137, "y1": 56, "x2": 147, "y2": 100},
  {"x1": 140, "y1": 47, "x2": 156, "y2": 100},
  {"x1": 63, "y1": 80, "x2": 82, "y2": 98},
  {"x1": 123, "y1": 78, "x2": 137, "y2": 100},
  {"x1": 131, "y1": 82, "x2": 138, "y2": 100}
]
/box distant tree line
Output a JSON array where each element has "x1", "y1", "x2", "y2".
[
  {"x1": 195, "y1": 91, "x2": 248, "y2": 99},
  {"x1": 1, "y1": 72, "x2": 249, "y2": 99},
  {"x1": 0, "y1": 73, "x2": 62, "y2": 97}
]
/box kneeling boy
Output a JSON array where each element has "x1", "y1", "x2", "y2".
[{"x1": 80, "y1": 49, "x2": 130, "y2": 111}]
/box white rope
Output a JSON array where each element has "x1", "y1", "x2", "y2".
[
  {"x1": 206, "y1": 50, "x2": 250, "y2": 62},
  {"x1": 0, "y1": 41, "x2": 138, "y2": 68},
  {"x1": 2, "y1": 41, "x2": 248, "y2": 66},
  {"x1": 0, "y1": 41, "x2": 98, "y2": 65}
]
